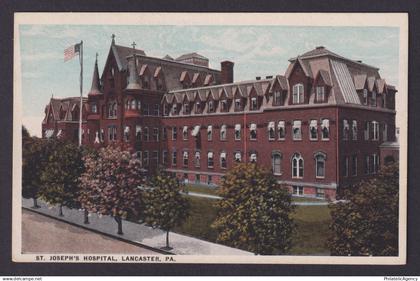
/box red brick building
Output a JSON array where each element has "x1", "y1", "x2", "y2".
[{"x1": 42, "y1": 38, "x2": 399, "y2": 200}]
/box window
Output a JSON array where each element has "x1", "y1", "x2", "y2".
[
  {"x1": 172, "y1": 104, "x2": 178, "y2": 115},
  {"x1": 162, "y1": 150, "x2": 168, "y2": 165},
  {"x1": 372, "y1": 121, "x2": 379, "y2": 140},
  {"x1": 143, "y1": 151, "x2": 149, "y2": 167},
  {"x1": 194, "y1": 151, "x2": 201, "y2": 167},
  {"x1": 371, "y1": 91, "x2": 377, "y2": 107},
  {"x1": 207, "y1": 125, "x2": 213, "y2": 141},
  {"x1": 207, "y1": 152, "x2": 214, "y2": 168},
  {"x1": 183, "y1": 151, "x2": 189, "y2": 167},
  {"x1": 321, "y1": 119, "x2": 330, "y2": 140},
  {"x1": 344, "y1": 156, "x2": 349, "y2": 177},
  {"x1": 364, "y1": 155, "x2": 370, "y2": 174},
  {"x1": 293, "y1": 186, "x2": 303, "y2": 196},
  {"x1": 195, "y1": 174, "x2": 200, "y2": 184},
  {"x1": 220, "y1": 152, "x2": 227, "y2": 169},
  {"x1": 351, "y1": 155, "x2": 357, "y2": 176},
  {"x1": 292, "y1": 84, "x2": 304, "y2": 104},
  {"x1": 183, "y1": 103, "x2": 190, "y2": 115},
  {"x1": 383, "y1": 123, "x2": 388, "y2": 141},
  {"x1": 272, "y1": 152, "x2": 282, "y2": 175},
  {"x1": 309, "y1": 120, "x2": 318, "y2": 140},
  {"x1": 342, "y1": 119, "x2": 350, "y2": 140},
  {"x1": 316, "y1": 188, "x2": 325, "y2": 198},
  {"x1": 108, "y1": 101, "x2": 117, "y2": 118},
  {"x1": 315, "y1": 152, "x2": 326, "y2": 178},
  {"x1": 250, "y1": 123, "x2": 257, "y2": 140},
  {"x1": 131, "y1": 99, "x2": 137, "y2": 110},
  {"x1": 268, "y1": 121, "x2": 275, "y2": 140},
  {"x1": 207, "y1": 175, "x2": 213, "y2": 185},
  {"x1": 136, "y1": 151, "x2": 142, "y2": 163},
  {"x1": 273, "y1": 91, "x2": 282, "y2": 105},
  {"x1": 292, "y1": 153, "x2": 304, "y2": 178},
  {"x1": 152, "y1": 151, "x2": 159, "y2": 166},
  {"x1": 234, "y1": 152, "x2": 242, "y2": 163},
  {"x1": 153, "y1": 104, "x2": 160, "y2": 116},
  {"x1": 183, "y1": 173, "x2": 188, "y2": 184},
  {"x1": 293, "y1": 120, "x2": 302, "y2": 140},
  {"x1": 142, "y1": 104, "x2": 150, "y2": 116},
  {"x1": 250, "y1": 97, "x2": 258, "y2": 110},
  {"x1": 183, "y1": 126, "x2": 188, "y2": 140},
  {"x1": 162, "y1": 127, "x2": 167, "y2": 141},
  {"x1": 195, "y1": 101, "x2": 202, "y2": 114},
  {"x1": 137, "y1": 100, "x2": 141, "y2": 111},
  {"x1": 140, "y1": 127, "x2": 147, "y2": 142},
  {"x1": 91, "y1": 103, "x2": 97, "y2": 114},
  {"x1": 163, "y1": 104, "x2": 169, "y2": 116},
  {"x1": 124, "y1": 126, "x2": 130, "y2": 142},
  {"x1": 172, "y1": 150, "x2": 177, "y2": 166},
  {"x1": 278, "y1": 121, "x2": 285, "y2": 140},
  {"x1": 363, "y1": 89, "x2": 368, "y2": 105},
  {"x1": 373, "y1": 154, "x2": 379, "y2": 174},
  {"x1": 316, "y1": 86, "x2": 325, "y2": 102},
  {"x1": 100, "y1": 129, "x2": 105, "y2": 142},
  {"x1": 221, "y1": 100, "x2": 228, "y2": 112},
  {"x1": 220, "y1": 124, "x2": 227, "y2": 140},
  {"x1": 352, "y1": 120, "x2": 358, "y2": 140},
  {"x1": 108, "y1": 126, "x2": 117, "y2": 142},
  {"x1": 208, "y1": 100, "x2": 214, "y2": 113},
  {"x1": 364, "y1": 121, "x2": 370, "y2": 140},
  {"x1": 234, "y1": 98, "x2": 242, "y2": 111},
  {"x1": 234, "y1": 124, "x2": 241, "y2": 140},
  {"x1": 250, "y1": 152, "x2": 257, "y2": 163},
  {"x1": 172, "y1": 127, "x2": 177, "y2": 140},
  {"x1": 153, "y1": 127, "x2": 159, "y2": 141}
]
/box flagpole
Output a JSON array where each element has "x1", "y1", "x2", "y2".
[{"x1": 79, "y1": 40, "x2": 83, "y2": 147}]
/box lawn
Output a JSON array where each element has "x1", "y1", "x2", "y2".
[
  {"x1": 174, "y1": 195, "x2": 332, "y2": 255},
  {"x1": 184, "y1": 184, "x2": 220, "y2": 196}
]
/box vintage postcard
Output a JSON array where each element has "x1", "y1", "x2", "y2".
[{"x1": 13, "y1": 12, "x2": 408, "y2": 264}]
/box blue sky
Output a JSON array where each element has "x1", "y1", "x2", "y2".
[{"x1": 19, "y1": 25, "x2": 399, "y2": 136}]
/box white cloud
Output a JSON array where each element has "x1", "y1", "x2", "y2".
[{"x1": 22, "y1": 115, "x2": 44, "y2": 137}]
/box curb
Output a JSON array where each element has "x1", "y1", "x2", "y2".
[{"x1": 23, "y1": 207, "x2": 175, "y2": 255}]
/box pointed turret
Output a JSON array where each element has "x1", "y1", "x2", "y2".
[
  {"x1": 125, "y1": 42, "x2": 141, "y2": 90},
  {"x1": 88, "y1": 53, "x2": 102, "y2": 95}
]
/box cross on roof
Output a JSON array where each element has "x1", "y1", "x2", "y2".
[
  {"x1": 131, "y1": 41, "x2": 136, "y2": 49},
  {"x1": 111, "y1": 34, "x2": 116, "y2": 45}
]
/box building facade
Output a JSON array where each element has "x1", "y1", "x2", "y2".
[{"x1": 42, "y1": 37, "x2": 398, "y2": 200}]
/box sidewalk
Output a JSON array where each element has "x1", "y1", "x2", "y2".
[{"x1": 22, "y1": 198, "x2": 252, "y2": 256}]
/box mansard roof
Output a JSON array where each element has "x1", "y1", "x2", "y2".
[{"x1": 43, "y1": 97, "x2": 88, "y2": 123}]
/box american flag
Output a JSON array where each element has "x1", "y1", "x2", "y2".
[{"x1": 64, "y1": 43, "x2": 81, "y2": 62}]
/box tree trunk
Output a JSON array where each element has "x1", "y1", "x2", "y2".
[
  {"x1": 83, "y1": 209, "x2": 89, "y2": 224},
  {"x1": 32, "y1": 198, "x2": 40, "y2": 209},
  {"x1": 59, "y1": 204, "x2": 64, "y2": 217},
  {"x1": 114, "y1": 216, "x2": 123, "y2": 235}
]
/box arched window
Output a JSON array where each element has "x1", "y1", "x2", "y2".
[
  {"x1": 321, "y1": 119, "x2": 330, "y2": 140},
  {"x1": 220, "y1": 124, "x2": 227, "y2": 140},
  {"x1": 272, "y1": 152, "x2": 282, "y2": 175},
  {"x1": 314, "y1": 152, "x2": 326, "y2": 178},
  {"x1": 131, "y1": 99, "x2": 137, "y2": 110},
  {"x1": 183, "y1": 151, "x2": 189, "y2": 167},
  {"x1": 220, "y1": 152, "x2": 227, "y2": 169},
  {"x1": 292, "y1": 153, "x2": 304, "y2": 178}
]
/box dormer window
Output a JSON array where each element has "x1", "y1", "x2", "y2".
[
  {"x1": 234, "y1": 98, "x2": 242, "y2": 111},
  {"x1": 363, "y1": 89, "x2": 368, "y2": 105},
  {"x1": 273, "y1": 91, "x2": 282, "y2": 105},
  {"x1": 221, "y1": 100, "x2": 228, "y2": 112},
  {"x1": 163, "y1": 104, "x2": 169, "y2": 116},
  {"x1": 371, "y1": 91, "x2": 377, "y2": 107},
  {"x1": 292, "y1": 84, "x2": 304, "y2": 104},
  {"x1": 91, "y1": 104, "x2": 97, "y2": 114},
  {"x1": 195, "y1": 102, "x2": 201, "y2": 113},
  {"x1": 172, "y1": 104, "x2": 178, "y2": 115},
  {"x1": 183, "y1": 103, "x2": 190, "y2": 115},
  {"x1": 250, "y1": 97, "x2": 258, "y2": 110},
  {"x1": 208, "y1": 100, "x2": 214, "y2": 113},
  {"x1": 316, "y1": 86, "x2": 325, "y2": 102}
]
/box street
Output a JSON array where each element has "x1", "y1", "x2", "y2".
[{"x1": 22, "y1": 209, "x2": 159, "y2": 254}]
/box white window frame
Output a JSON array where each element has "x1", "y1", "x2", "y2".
[
  {"x1": 292, "y1": 120, "x2": 302, "y2": 140},
  {"x1": 208, "y1": 100, "x2": 214, "y2": 113},
  {"x1": 363, "y1": 89, "x2": 368, "y2": 105},
  {"x1": 250, "y1": 97, "x2": 258, "y2": 110},
  {"x1": 207, "y1": 125, "x2": 213, "y2": 141},
  {"x1": 309, "y1": 120, "x2": 318, "y2": 140},
  {"x1": 250, "y1": 123, "x2": 257, "y2": 140},
  {"x1": 220, "y1": 152, "x2": 227, "y2": 169},
  {"x1": 372, "y1": 121, "x2": 379, "y2": 141},
  {"x1": 292, "y1": 83, "x2": 304, "y2": 104},
  {"x1": 278, "y1": 121, "x2": 286, "y2": 140},
  {"x1": 183, "y1": 151, "x2": 189, "y2": 167},
  {"x1": 314, "y1": 152, "x2": 326, "y2": 178},
  {"x1": 220, "y1": 124, "x2": 227, "y2": 141},
  {"x1": 268, "y1": 121, "x2": 275, "y2": 140},
  {"x1": 172, "y1": 150, "x2": 177, "y2": 166},
  {"x1": 143, "y1": 150, "x2": 149, "y2": 167},
  {"x1": 292, "y1": 153, "x2": 304, "y2": 178},
  {"x1": 207, "y1": 151, "x2": 214, "y2": 168},
  {"x1": 195, "y1": 151, "x2": 201, "y2": 167},
  {"x1": 273, "y1": 90, "x2": 282, "y2": 105},
  {"x1": 153, "y1": 127, "x2": 159, "y2": 141},
  {"x1": 352, "y1": 120, "x2": 358, "y2": 140},
  {"x1": 172, "y1": 127, "x2": 177, "y2": 140},
  {"x1": 183, "y1": 126, "x2": 188, "y2": 140},
  {"x1": 162, "y1": 150, "x2": 168, "y2": 165},
  {"x1": 234, "y1": 124, "x2": 241, "y2": 140},
  {"x1": 364, "y1": 121, "x2": 370, "y2": 141},
  {"x1": 234, "y1": 151, "x2": 242, "y2": 163},
  {"x1": 293, "y1": 186, "x2": 304, "y2": 196},
  {"x1": 343, "y1": 119, "x2": 349, "y2": 140},
  {"x1": 272, "y1": 152, "x2": 282, "y2": 175},
  {"x1": 316, "y1": 86, "x2": 325, "y2": 102}
]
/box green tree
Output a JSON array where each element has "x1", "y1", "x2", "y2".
[
  {"x1": 79, "y1": 145, "x2": 144, "y2": 235},
  {"x1": 143, "y1": 172, "x2": 190, "y2": 250},
  {"x1": 328, "y1": 162, "x2": 399, "y2": 256},
  {"x1": 38, "y1": 140, "x2": 84, "y2": 216},
  {"x1": 22, "y1": 129, "x2": 57, "y2": 208},
  {"x1": 212, "y1": 163, "x2": 295, "y2": 255}
]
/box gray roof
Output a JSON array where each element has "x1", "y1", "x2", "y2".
[
  {"x1": 330, "y1": 60, "x2": 360, "y2": 104},
  {"x1": 175, "y1": 52, "x2": 208, "y2": 61}
]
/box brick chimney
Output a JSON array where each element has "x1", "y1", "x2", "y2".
[{"x1": 221, "y1": 61, "x2": 234, "y2": 84}]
